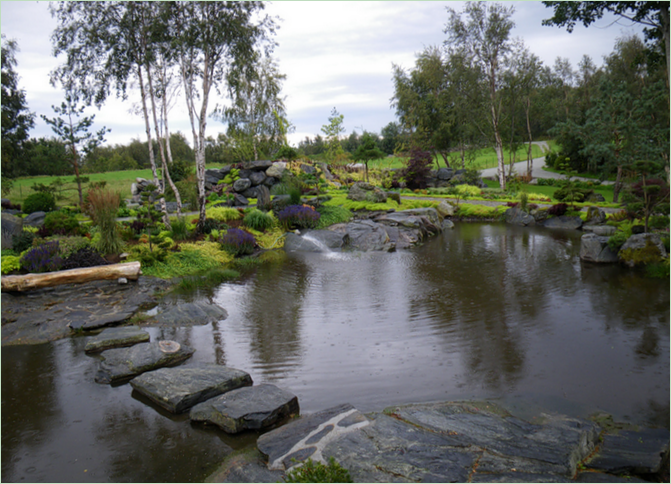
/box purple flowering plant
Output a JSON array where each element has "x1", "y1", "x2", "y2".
[
  {"x1": 20, "y1": 241, "x2": 63, "y2": 273},
  {"x1": 277, "y1": 205, "x2": 321, "y2": 230},
  {"x1": 219, "y1": 228, "x2": 256, "y2": 257}
]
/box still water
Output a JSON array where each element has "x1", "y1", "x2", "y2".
[{"x1": 2, "y1": 223, "x2": 669, "y2": 482}]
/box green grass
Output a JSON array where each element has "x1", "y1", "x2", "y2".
[
  {"x1": 365, "y1": 143, "x2": 546, "y2": 171},
  {"x1": 323, "y1": 193, "x2": 437, "y2": 212}
]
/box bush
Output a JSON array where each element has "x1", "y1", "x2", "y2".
[
  {"x1": 2, "y1": 255, "x2": 21, "y2": 275},
  {"x1": 23, "y1": 192, "x2": 56, "y2": 214},
  {"x1": 20, "y1": 241, "x2": 63, "y2": 273},
  {"x1": 277, "y1": 205, "x2": 321, "y2": 230},
  {"x1": 649, "y1": 215, "x2": 669, "y2": 230},
  {"x1": 401, "y1": 148, "x2": 432, "y2": 190},
  {"x1": 316, "y1": 205, "x2": 352, "y2": 229},
  {"x1": 11, "y1": 231, "x2": 35, "y2": 253},
  {"x1": 206, "y1": 206, "x2": 243, "y2": 222},
  {"x1": 49, "y1": 235, "x2": 91, "y2": 258},
  {"x1": 547, "y1": 203, "x2": 568, "y2": 216},
  {"x1": 243, "y1": 209, "x2": 276, "y2": 232},
  {"x1": 61, "y1": 246, "x2": 110, "y2": 270},
  {"x1": 607, "y1": 231, "x2": 629, "y2": 251},
  {"x1": 283, "y1": 458, "x2": 352, "y2": 483},
  {"x1": 455, "y1": 184, "x2": 481, "y2": 198},
  {"x1": 41, "y1": 211, "x2": 85, "y2": 237},
  {"x1": 219, "y1": 228, "x2": 256, "y2": 257},
  {"x1": 169, "y1": 216, "x2": 191, "y2": 241}
]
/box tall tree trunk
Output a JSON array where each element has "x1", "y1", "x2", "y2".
[
  {"x1": 613, "y1": 164, "x2": 623, "y2": 203},
  {"x1": 489, "y1": 63, "x2": 506, "y2": 190},
  {"x1": 525, "y1": 97, "x2": 533, "y2": 178}
]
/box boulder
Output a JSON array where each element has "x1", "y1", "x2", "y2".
[
  {"x1": 579, "y1": 234, "x2": 619, "y2": 264},
  {"x1": 190, "y1": 383, "x2": 299, "y2": 434},
  {"x1": 347, "y1": 182, "x2": 387, "y2": 203},
  {"x1": 585, "y1": 193, "x2": 606, "y2": 203},
  {"x1": 242, "y1": 187, "x2": 258, "y2": 199},
  {"x1": 436, "y1": 167, "x2": 454, "y2": 181},
  {"x1": 152, "y1": 301, "x2": 228, "y2": 327},
  {"x1": 583, "y1": 225, "x2": 616, "y2": 237},
  {"x1": 284, "y1": 230, "x2": 346, "y2": 252},
  {"x1": 531, "y1": 209, "x2": 548, "y2": 223},
  {"x1": 584, "y1": 428, "x2": 670, "y2": 476},
  {"x1": 386, "y1": 191, "x2": 401, "y2": 205},
  {"x1": 95, "y1": 341, "x2": 195, "y2": 384},
  {"x1": 130, "y1": 363, "x2": 253, "y2": 414},
  {"x1": 244, "y1": 159, "x2": 273, "y2": 171},
  {"x1": 318, "y1": 162, "x2": 334, "y2": 181},
  {"x1": 23, "y1": 211, "x2": 46, "y2": 227},
  {"x1": 618, "y1": 233, "x2": 668, "y2": 267},
  {"x1": 505, "y1": 207, "x2": 535, "y2": 226},
  {"x1": 436, "y1": 200, "x2": 455, "y2": 218},
  {"x1": 300, "y1": 163, "x2": 317, "y2": 175},
  {"x1": 249, "y1": 171, "x2": 267, "y2": 186},
  {"x1": 543, "y1": 216, "x2": 583, "y2": 230},
  {"x1": 233, "y1": 178, "x2": 252, "y2": 193},
  {"x1": 84, "y1": 326, "x2": 150, "y2": 353},
  {"x1": 233, "y1": 193, "x2": 249, "y2": 207},
  {"x1": 584, "y1": 206, "x2": 607, "y2": 225},
  {"x1": 1, "y1": 213, "x2": 23, "y2": 250},
  {"x1": 337, "y1": 219, "x2": 392, "y2": 252},
  {"x1": 266, "y1": 162, "x2": 286, "y2": 178},
  {"x1": 442, "y1": 219, "x2": 455, "y2": 230},
  {"x1": 263, "y1": 176, "x2": 278, "y2": 188}
]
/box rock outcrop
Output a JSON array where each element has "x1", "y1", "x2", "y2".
[{"x1": 580, "y1": 233, "x2": 619, "y2": 263}]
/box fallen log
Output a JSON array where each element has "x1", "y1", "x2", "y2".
[{"x1": 1, "y1": 261, "x2": 142, "y2": 292}]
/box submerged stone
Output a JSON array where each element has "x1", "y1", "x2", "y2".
[
  {"x1": 190, "y1": 383, "x2": 299, "y2": 434},
  {"x1": 84, "y1": 326, "x2": 150, "y2": 353},
  {"x1": 151, "y1": 301, "x2": 228, "y2": 327},
  {"x1": 95, "y1": 340, "x2": 195, "y2": 384},
  {"x1": 543, "y1": 216, "x2": 583, "y2": 230},
  {"x1": 130, "y1": 363, "x2": 253, "y2": 413}
]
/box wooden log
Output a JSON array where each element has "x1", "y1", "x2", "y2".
[{"x1": 1, "y1": 261, "x2": 142, "y2": 292}]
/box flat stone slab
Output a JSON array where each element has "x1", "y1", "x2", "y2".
[
  {"x1": 149, "y1": 301, "x2": 228, "y2": 327},
  {"x1": 190, "y1": 384, "x2": 299, "y2": 434},
  {"x1": 84, "y1": 326, "x2": 150, "y2": 353},
  {"x1": 95, "y1": 340, "x2": 195, "y2": 384},
  {"x1": 584, "y1": 428, "x2": 669, "y2": 475},
  {"x1": 130, "y1": 363, "x2": 252, "y2": 414}
]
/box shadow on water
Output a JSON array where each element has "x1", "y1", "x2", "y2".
[{"x1": 2, "y1": 223, "x2": 668, "y2": 482}]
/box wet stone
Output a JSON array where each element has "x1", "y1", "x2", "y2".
[
  {"x1": 584, "y1": 428, "x2": 669, "y2": 475},
  {"x1": 84, "y1": 326, "x2": 150, "y2": 353},
  {"x1": 95, "y1": 340, "x2": 195, "y2": 384},
  {"x1": 190, "y1": 384, "x2": 299, "y2": 434},
  {"x1": 150, "y1": 301, "x2": 228, "y2": 327},
  {"x1": 130, "y1": 363, "x2": 252, "y2": 414}
]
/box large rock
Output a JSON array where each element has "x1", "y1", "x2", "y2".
[
  {"x1": 233, "y1": 178, "x2": 252, "y2": 193},
  {"x1": 151, "y1": 301, "x2": 228, "y2": 327},
  {"x1": 244, "y1": 159, "x2": 273, "y2": 171},
  {"x1": 300, "y1": 163, "x2": 317, "y2": 175},
  {"x1": 266, "y1": 163, "x2": 286, "y2": 178},
  {"x1": 249, "y1": 171, "x2": 267, "y2": 186},
  {"x1": 347, "y1": 182, "x2": 387, "y2": 203},
  {"x1": 256, "y1": 185, "x2": 271, "y2": 211},
  {"x1": 583, "y1": 225, "x2": 616, "y2": 236},
  {"x1": 436, "y1": 200, "x2": 455, "y2": 218},
  {"x1": 84, "y1": 326, "x2": 150, "y2": 353},
  {"x1": 23, "y1": 211, "x2": 46, "y2": 227},
  {"x1": 130, "y1": 363, "x2": 253, "y2": 414},
  {"x1": 436, "y1": 167, "x2": 454, "y2": 181},
  {"x1": 190, "y1": 384, "x2": 299, "y2": 434},
  {"x1": 584, "y1": 206, "x2": 607, "y2": 225},
  {"x1": 618, "y1": 233, "x2": 668, "y2": 267},
  {"x1": 584, "y1": 428, "x2": 669, "y2": 476},
  {"x1": 233, "y1": 193, "x2": 249, "y2": 207},
  {"x1": 543, "y1": 215, "x2": 583, "y2": 230},
  {"x1": 284, "y1": 231, "x2": 346, "y2": 253},
  {"x1": 95, "y1": 341, "x2": 195, "y2": 384},
  {"x1": 330, "y1": 219, "x2": 392, "y2": 252},
  {"x1": 580, "y1": 234, "x2": 619, "y2": 264},
  {"x1": 1, "y1": 213, "x2": 23, "y2": 250},
  {"x1": 505, "y1": 207, "x2": 536, "y2": 226}
]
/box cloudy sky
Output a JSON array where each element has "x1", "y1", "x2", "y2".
[{"x1": 1, "y1": 1, "x2": 645, "y2": 148}]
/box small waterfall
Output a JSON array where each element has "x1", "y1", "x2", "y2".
[{"x1": 301, "y1": 233, "x2": 343, "y2": 259}]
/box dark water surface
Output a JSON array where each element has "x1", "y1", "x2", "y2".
[{"x1": 2, "y1": 223, "x2": 669, "y2": 482}]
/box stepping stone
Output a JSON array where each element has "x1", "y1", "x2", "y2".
[
  {"x1": 257, "y1": 403, "x2": 371, "y2": 471},
  {"x1": 152, "y1": 301, "x2": 228, "y2": 327},
  {"x1": 84, "y1": 326, "x2": 150, "y2": 353},
  {"x1": 130, "y1": 363, "x2": 253, "y2": 414},
  {"x1": 585, "y1": 428, "x2": 669, "y2": 476},
  {"x1": 68, "y1": 310, "x2": 136, "y2": 330},
  {"x1": 95, "y1": 340, "x2": 194, "y2": 384},
  {"x1": 190, "y1": 384, "x2": 299, "y2": 434}
]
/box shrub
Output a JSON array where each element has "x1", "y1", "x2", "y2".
[
  {"x1": 316, "y1": 205, "x2": 352, "y2": 229},
  {"x1": 11, "y1": 231, "x2": 35, "y2": 253},
  {"x1": 87, "y1": 188, "x2": 122, "y2": 255},
  {"x1": 519, "y1": 192, "x2": 529, "y2": 212},
  {"x1": 243, "y1": 209, "x2": 276, "y2": 232},
  {"x1": 199, "y1": 217, "x2": 227, "y2": 235},
  {"x1": 61, "y1": 247, "x2": 110, "y2": 270},
  {"x1": 23, "y1": 192, "x2": 56, "y2": 214},
  {"x1": 455, "y1": 184, "x2": 482, "y2": 198},
  {"x1": 49, "y1": 235, "x2": 91, "y2": 258},
  {"x1": 206, "y1": 206, "x2": 243, "y2": 222},
  {"x1": 547, "y1": 203, "x2": 568, "y2": 216},
  {"x1": 277, "y1": 205, "x2": 321, "y2": 230},
  {"x1": 2, "y1": 255, "x2": 21, "y2": 275},
  {"x1": 553, "y1": 185, "x2": 592, "y2": 203},
  {"x1": 169, "y1": 216, "x2": 191, "y2": 241},
  {"x1": 271, "y1": 172, "x2": 303, "y2": 204},
  {"x1": 283, "y1": 458, "x2": 352, "y2": 483},
  {"x1": 607, "y1": 231, "x2": 629, "y2": 251},
  {"x1": 41, "y1": 211, "x2": 85, "y2": 237},
  {"x1": 219, "y1": 228, "x2": 257, "y2": 257},
  {"x1": 649, "y1": 215, "x2": 669, "y2": 230},
  {"x1": 20, "y1": 241, "x2": 63, "y2": 273},
  {"x1": 401, "y1": 148, "x2": 432, "y2": 190}
]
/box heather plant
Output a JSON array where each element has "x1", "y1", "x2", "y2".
[
  {"x1": 277, "y1": 205, "x2": 321, "y2": 230},
  {"x1": 20, "y1": 241, "x2": 63, "y2": 273},
  {"x1": 87, "y1": 187, "x2": 122, "y2": 255},
  {"x1": 219, "y1": 228, "x2": 257, "y2": 257}
]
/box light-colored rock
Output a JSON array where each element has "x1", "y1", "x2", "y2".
[
  {"x1": 266, "y1": 163, "x2": 286, "y2": 178},
  {"x1": 1, "y1": 212, "x2": 23, "y2": 250},
  {"x1": 580, "y1": 233, "x2": 619, "y2": 263},
  {"x1": 436, "y1": 200, "x2": 455, "y2": 218}
]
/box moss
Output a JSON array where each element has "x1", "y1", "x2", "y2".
[{"x1": 619, "y1": 239, "x2": 664, "y2": 266}]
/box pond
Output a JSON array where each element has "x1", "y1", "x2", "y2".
[{"x1": 2, "y1": 223, "x2": 669, "y2": 482}]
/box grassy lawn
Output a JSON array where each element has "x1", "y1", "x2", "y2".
[{"x1": 367, "y1": 143, "x2": 546, "y2": 171}]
